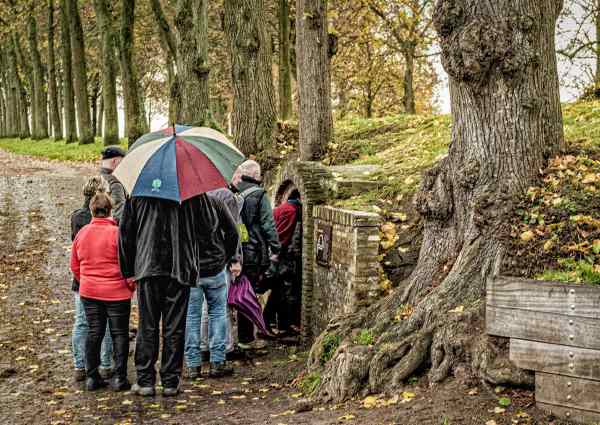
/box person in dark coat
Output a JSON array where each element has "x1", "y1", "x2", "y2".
[
  {"x1": 119, "y1": 193, "x2": 238, "y2": 396},
  {"x1": 264, "y1": 190, "x2": 303, "y2": 335},
  {"x1": 70, "y1": 176, "x2": 113, "y2": 383},
  {"x1": 232, "y1": 160, "x2": 281, "y2": 350},
  {"x1": 100, "y1": 146, "x2": 127, "y2": 223}
]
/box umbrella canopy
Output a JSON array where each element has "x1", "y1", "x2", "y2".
[{"x1": 113, "y1": 126, "x2": 245, "y2": 203}]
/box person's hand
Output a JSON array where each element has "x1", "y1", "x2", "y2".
[
  {"x1": 230, "y1": 261, "x2": 242, "y2": 278},
  {"x1": 270, "y1": 254, "x2": 279, "y2": 262},
  {"x1": 126, "y1": 278, "x2": 137, "y2": 291}
]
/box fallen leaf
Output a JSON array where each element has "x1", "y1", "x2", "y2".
[
  {"x1": 338, "y1": 414, "x2": 356, "y2": 421},
  {"x1": 494, "y1": 407, "x2": 506, "y2": 414},
  {"x1": 448, "y1": 306, "x2": 464, "y2": 314},
  {"x1": 122, "y1": 400, "x2": 133, "y2": 405},
  {"x1": 468, "y1": 388, "x2": 478, "y2": 396},
  {"x1": 362, "y1": 395, "x2": 379, "y2": 409},
  {"x1": 485, "y1": 421, "x2": 497, "y2": 425},
  {"x1": 520, "y1": 231, "x2": 535, "y2": 242},
  {"x1": 291, "y1": 393, "x2": 303, "y2": 398},
  {"x1": 270, "y1": 410, "x2": 295, "y2": 417}
]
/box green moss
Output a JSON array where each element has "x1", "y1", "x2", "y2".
[
  {"x1": 320, "y1": 334, "x2": 341, "y2": 365},
  {"x1": 0, "y1": 137, "x2": 128, "y2": 162},
  {"x1": 536, "y1": 259, "x2": 600, "y2": 285},
  {"x1": 299, "y1": 372, "x2": 321, "y2": 395},
  {"x1": 354, "y1": 329, "x2": 375, "y2": 346}
]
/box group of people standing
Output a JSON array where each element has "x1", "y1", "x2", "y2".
[{"x1": 69, "y1": 146, "x2": 303, "y2": 396}]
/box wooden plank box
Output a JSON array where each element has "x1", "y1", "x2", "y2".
[{"x1": 487, "y1": 277, "x2": 600, "y2": 423}]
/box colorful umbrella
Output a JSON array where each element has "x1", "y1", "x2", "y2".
[{"x1": 113, "y1": 125, "x2": 245, "y2": 203}]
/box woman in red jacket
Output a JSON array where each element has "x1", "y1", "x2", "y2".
[{"x1": 70, "y1": 192, "x2": 134, "y2": 391}]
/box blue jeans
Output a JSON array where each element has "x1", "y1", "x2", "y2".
[
  {"x1": 185, "y1": 270, "x2": 228, "y2": 365},
  {"x1": 71, "y1": 293, "x2": 113, "y2": 370}
]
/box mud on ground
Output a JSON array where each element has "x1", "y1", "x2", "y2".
[{"x1": 0, "y1": 150, "x2": 576, "y2": 424}]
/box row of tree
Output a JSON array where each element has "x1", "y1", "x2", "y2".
[{"x1": 0, "y1": 0, "x2": 438, "y2": 157}]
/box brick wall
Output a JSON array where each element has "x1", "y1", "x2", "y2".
[
  {"x1": 272, "y1": 161, "x2": 381, "y2": 343},
  {"x1": 311, "y1": 206, "x2": 381, "y2": 336}
]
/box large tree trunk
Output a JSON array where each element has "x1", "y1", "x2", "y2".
[
  {"x1": 174, "y1": 0, "x2": 211, "y2": 127},
  {"x1": 595, "y1": 0, "x2": 600, "y2": 87},
  {"x1": 67, "y1": 0, "x2": 94, "y2": 145},
  {"x1": 59, "y1": 0, "x2": 77, "y2": 143},
  {"x1": 0, "y1": 47, "x2": 17, "y2": 138},
  {"x1": 223, "y1": 0, "x2": 277, "y2": 156},
  {"x1": 279, "y1": 0, "x2": 293, "y2": 121},
  {"x1": 28, "y1": 17, "x2": 49, "y2": 140},
  {"x1": 97, "y1": 95, "x2": 104, "y2": 137},
  {"x1": 308, "y1": 0, "x2": 564, "y2": 402},
  {"x1": 296, "y1": 0, "x2": 332, "y2": 161},
  {"x1": 92, "y1": 0, "x2": 119, "y2": 145},
  {"x1": 47, "y1": 0, "x2": 63, "y2": 140},
  {"x1": 8, "y1": 40, "x2": 30, "y2": 139},
  {"x1": 402, "y1": 45, "x2": 416, "y2": 114},
  {"x1": 90, "y1": 76, "x2": 100, "y2": 137},
  {"x1": 14, "y1": 36, "x2": 35, "y2": 138},
  {"x1": 149, "y1": 0, "x2": 177, "y2": 124},
  {"x1": 120, "y1": 0, "x2": 144, "y2": 145}
]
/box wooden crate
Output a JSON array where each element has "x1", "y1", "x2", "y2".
[{"x1": 487, "y1": 277, "x2": 600, "y2": 423}]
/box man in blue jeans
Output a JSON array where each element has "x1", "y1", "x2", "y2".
[{"x1": 185, "y1": 189, "x2": 240, "y2": 378}]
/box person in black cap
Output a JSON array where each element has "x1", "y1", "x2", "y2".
[{"x1": 100, "y1": 146, "x2": 127, "y2": 223}]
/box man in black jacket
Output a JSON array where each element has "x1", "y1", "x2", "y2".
[
  {"x1": 119, "y1": 194, "x2": 238, "y2": 396},
  {"x1": 232, "y1": 160, "x2": 281, "y2": 350}
]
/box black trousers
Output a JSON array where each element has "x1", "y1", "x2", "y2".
[
  {"x1": 135, "y1": 278, "x2": 190, "y2": 388},
  {"x1": 81, "y1": 297, "x2": 131, "y2": 381},
  {"x1": 238, "y1": 266, "x2": 264, "y2": 343}
]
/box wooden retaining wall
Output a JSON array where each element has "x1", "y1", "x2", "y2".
[{"x1": 487, "y1": 276, "x2": 600, "y2": 423}]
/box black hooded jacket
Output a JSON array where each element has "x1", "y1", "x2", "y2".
[{"x1": 118, "y1": 194, "x2": 239, "y2": 285}]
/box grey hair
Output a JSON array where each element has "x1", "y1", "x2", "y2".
[{"x1": 237, "y1": 160, "x2": 261, "y2": 180}]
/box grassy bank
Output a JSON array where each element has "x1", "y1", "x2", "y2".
[{"x1": 0, "y1": 137, "x2": 127, "y2": 163}]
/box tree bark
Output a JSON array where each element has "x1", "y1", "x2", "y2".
[
  {"x1": 308, "y1": 0, "x2": 564, "y2": 402},
  {"x1": 595, "y1": 0, "x2": 600, "y2": 87},
  {"x1": 28, "y1": 16, "x2": 49, "y2": 140},
  {"x1": 402, "y1": 45, "x2": 416, "y2": 114},
  {"x1": 223, "y1": 0, "x2": 277, "y2": 156},
  {"x1": 90, "y1": 76, "x2": 101, "y2": 137},
  {"x1": 150, "y1": 0, "x2": 177, "y2": 125},
  {"x1": 67, "y1": 0, "x2": 94, "y2": 144},
  {"x1": 0, "y1": 46, "x2": 17, "y2": 138},
  {"x1": 59, "y1": 0, "x2": 77, "y2": 143},
  {"x1": 14, "y1": 36, "x2": 36, "y2": 138},
  {"x1": 97, "y1": 95, "x2": 104, "y2": 137},
  {"x1": 279, "y1": 0, "x2": 293, "y2": 120},
  {"x1": 296, "y1": 0, "x2": 332, "y2": 161},
  {"x1": 47, "y1": 0, "x2": 63, "y2": 140},
  {"x1": 92, "y1": 0, "x2": 119, "y2": 145},
  {"x1": 174, "y1": 0, "x2": 211, "y2": 127},
  {"x1": 119, "y1": 0, "x2": 144, "y2": 145},
  {"x1": 8, "y1": 39, "x2": 30, "y2": 139}
]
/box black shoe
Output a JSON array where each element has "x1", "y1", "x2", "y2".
[
  {"x1": 74, "y1": 368, "x2": 86, "y2": 382},
  {"x1": 209, "y1": 362, "x2": 234, "y2": 378},
  {"x1": 187, "y1": 366, "x2": 201, "y2": 380},
  {"x1": 110, "y1": 376, "x2": 131, "y2": 392},
  {"x1": 85, "y1": 377, "x2": 108, "y2": 391}
]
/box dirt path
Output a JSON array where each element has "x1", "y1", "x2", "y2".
[{"x1": 0, "y1": 150, "x2": 573, "y2": 425}]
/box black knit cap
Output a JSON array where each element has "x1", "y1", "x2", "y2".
[{"x1": 101, "y1": 146, "x2": 126, "y2": 160}]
